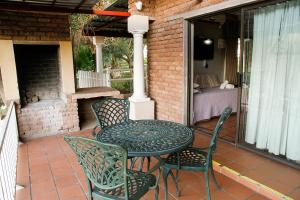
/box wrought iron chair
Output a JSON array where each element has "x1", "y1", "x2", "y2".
[
  {"x1": 91, "y1": 97, "x2": 131, "y2": 136},
  {"x1": 91, "y1": 97, "x2": 151, "y2": 171},
  {"x1": 163, "y1": 107, "x2": 232, "y2": 200},
  {"x1": 64, "y1": 136, "x2": 158, "y2": 200}
]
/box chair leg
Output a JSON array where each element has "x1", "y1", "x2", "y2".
[
  {"x1": 169, "y1": 170, "x2": 180, "y2": 197},
  {"x1": 86, "y1": 178, "x2": 93, "y2": 200},
  {"x1": 205, "y1": 171, "x2": 211, "y2": 200},
  {"x1": 130, "y1": 157, "x2": 137, "y2": 170},
  {"x1": 154, "y1": 184, "x2": 159, "y2": 200},
  {"x1": 210, "y1": 165, "x2": 221, "y2": 190},
  {"x1": 138, "y1": 157, "x2": 145, "y2": 171},
  {"x1": 163, "y1": 167, "x2": 171, "y2": 200},
  {"x1": 147, "y1": 156, "x2": 151, "y2": 172}
]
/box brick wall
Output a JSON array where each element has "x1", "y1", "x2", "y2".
[
  {"x1": 0, "y1": 11, "x2": 70, "y2": 41},
  {"x1": 78, "y1": 98, "x2": 97, "y2": 123},
  {"x1": 14, "y1": 45, "x2": 61, "y2": 104},
  {"x1": 129, "y1": 0, "x2": 225, "y2": 123},
  {"x1": 17, "y1": 96, "x2": 79, "y2": 140},
  {"x1": 0, "y1": 11, "x2": 77, "y2": 139}
]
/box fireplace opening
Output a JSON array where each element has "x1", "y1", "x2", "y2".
[
  {"x1": 14, "y1": 45, "x2": 61, "y2": 107},
  {"x1": 77, "y1": 98, "x2": 100, "y2": 130}
]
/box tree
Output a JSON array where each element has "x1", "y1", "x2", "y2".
[
  {"x1": 70, "y1": 0, "x2": 136, "y2": 71},
  {"x1": 103, "y1": 37, "x2": 134, "y2": 69},
  {"x1": 74, "y1": 44, "x2": 95, "y2": 71}
]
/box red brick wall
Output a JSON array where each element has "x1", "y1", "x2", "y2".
[
  {"x1": 129, "y1": 0, "x2": 225, "y2": 123},
  {"x1": 17, "y1": 96, "x2": 79, "y2": 140},
  {"x1": 0, "y1": 11, "x2": 70, "y2": 41}
]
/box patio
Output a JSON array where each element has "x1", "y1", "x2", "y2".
[
  {"x1": 0, "y1": 1, "x2": 299, "y2": 200},
  {"x1": 16, "y1": 129, "x2": 300, "y2": 200}
]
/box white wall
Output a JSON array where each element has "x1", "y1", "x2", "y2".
[
  {"x1": 59, "y1": 41, "x2": 75, "y2": 96},
  {"x1": 194, "y1": 21, "x2": 225, "y2": 82},
  {"x1": 0, "y1": 40, "x2": 20, "y2": 103}
]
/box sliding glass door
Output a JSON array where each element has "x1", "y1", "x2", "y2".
[{"x1": 239, "y1": 0, "x2": 300, "y2": 162}]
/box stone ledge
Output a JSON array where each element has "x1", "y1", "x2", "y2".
[{"x1": 72, "y1": 87, "x2": 120, "y2": 100}]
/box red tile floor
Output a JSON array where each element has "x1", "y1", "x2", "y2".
[
  {"x1": 16, "y1": 129, "x2": 300, "y2": 200},
  {"x1": 196, "y1": 114, "x2": 237, "y2": 142}
]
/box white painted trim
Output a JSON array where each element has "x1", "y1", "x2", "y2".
[
  {"x1": 183, "y1": 20, "x2": 189, "y2": 125},
  {"x1": 168, "y1": 0, "x2": 263, "y2": 21},
  {"x1": 16, "y1": 185, "x2": 24, "y2": 191},
  {"x1": 0, "y1": 40, "x2": 20, "y2": 102}
]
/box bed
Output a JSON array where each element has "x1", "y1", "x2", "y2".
[{"x1": 193, "y1": 86, "x2": 238, "y2": 122}]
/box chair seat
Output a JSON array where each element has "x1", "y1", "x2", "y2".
[
  {"x1": 93, "y1": 170, "x2": 156, "y2": 200},
  {"x1": 165, "y1": 147, "x2": 208, "y2": 170}
]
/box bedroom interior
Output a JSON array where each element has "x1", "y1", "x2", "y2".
[{"x1": 192, "y1": 12, "x2": 240, "y2": 143}]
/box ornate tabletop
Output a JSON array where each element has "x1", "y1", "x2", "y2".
[{"x1": 96, "y1": 120, "x2": 194, "y2": 157}]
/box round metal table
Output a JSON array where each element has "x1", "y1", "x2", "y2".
[
  {"x1": 96, "y1": 120, "x2": 194, "y2": 157},
  {"x1": 96, "y1": 120, "x2": 193, "y2": 200}
]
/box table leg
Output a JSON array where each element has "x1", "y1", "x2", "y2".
[
  {"x1": 130, "y1": 156, "x2": 169, "y2": 200},
  {"x1": 163, "y1": 168, "x2": 170, "y2": 200},
  {"x1": 147, "y1": 156, "x2": 171, "y2": 200}
]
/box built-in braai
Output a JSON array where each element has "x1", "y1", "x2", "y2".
[{"x1": 14, "y1": 45, "x2": 61, "y2": 106}]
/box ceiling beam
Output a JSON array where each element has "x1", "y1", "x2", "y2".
[
  {"x1": 92, "y1": 9, "x2": 130, "y2": 17},
  {"x1": 94, "y1": 17, "x2": 127, "y2": 31},
  {"x1": 75, "y1": 0, "x2": 88, "y2": 10},
  {"x1": 83, "y1": 29, "x2": 133, "y2": 38},
  {"x1": 0, "y1": 3, "x2": 131, "y2": 16},
  {"x1": 0, "y1": 3, "x2": 92, "y2": 14},
  {"x1": 51, "y1": 0, "x2": 57, "y2": 6}
]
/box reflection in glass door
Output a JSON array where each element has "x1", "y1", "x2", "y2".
[{"x1": 239, "y1": 1, "x2": 300, "y2": 163}]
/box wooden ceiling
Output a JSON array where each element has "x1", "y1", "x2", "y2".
[
  {"x1": 0, "y1": 0, "x2": 99, "y2": 14},
  {"x1": 83, "y1": 0, "x2": 132, "y2": 38}
]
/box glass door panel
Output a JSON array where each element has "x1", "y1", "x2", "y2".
[
  {"x1": 238, "y1": 1, "x2": 300, "y2": 163},
  {"x1": 238, "y1": 9, "x2": 254, "y2": 143}
]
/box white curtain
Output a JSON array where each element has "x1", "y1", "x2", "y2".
[{"x1": 245, "y1": 1, "x2": 300, "y2": 161}]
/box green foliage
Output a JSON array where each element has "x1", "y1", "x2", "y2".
[
  {"x1": 70, "y1": 14, "x2": 91, "y2": 34},
  {"x1": 111, "y1": 81, "x2": 133, "y2": 94},
  {"x1": 68, "y1": 1, "x2": 147, "y2": 94},
  {"x1": 103, "y1": 38, "x2": 133, "y2": 69},
  {"x1": 74, "y1": 45, "x2": 95, "y2": 71},
  {"x1": 0, "y1": 105, "x2": 7, "y2": 120}
]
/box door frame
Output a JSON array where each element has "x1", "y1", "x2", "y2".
[
  {"x1": 183, "y1": 20, "x2": 193, "y2": 126},
  {"x1": 184, "y1": 10, "x2": 243, "y2": 144}
]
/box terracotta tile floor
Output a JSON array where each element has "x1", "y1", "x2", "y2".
[
  {"x1": 16, "y1": 129, "x2": 300, "y2": 200},
  {"x1": 196, "y1": 114, "x2": 237, "y2": 142}
]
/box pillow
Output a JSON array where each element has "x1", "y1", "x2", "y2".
[
  {"x1": 193, "y1": 83, "x2": 200, "y2": 88},
  {"x1": 194, "y1": 74, "x2": 220, "y2": 88},
  {"x1": 207, "y1": 74, "x2": 220, "y2": 88}
]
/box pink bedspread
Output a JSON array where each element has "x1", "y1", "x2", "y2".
[{"x1": 193, "y1": 87, "x2": 238, "y2": 122}]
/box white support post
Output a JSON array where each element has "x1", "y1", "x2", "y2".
[
  {"x1": 93, "y1": 36, "x2": 105, "y2": 86},
  {"x1": 105, "y1": 68, "x2": 111, "y2": 87},
  {"x1": 16, "y1": 185, "x2": 24, "y2": 191},
  {"x1": 128, "y1": 15, "x2": 154, "y2": 120}
]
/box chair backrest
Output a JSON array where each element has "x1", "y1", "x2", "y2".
[
  {"x1": 91, "y1": 98, "x2": 130, "y2": 130},
  {"x1": 64, "y1": 136, "x2": 128, "y2": 192},
  {"x1": 207, "y1": 107, "x2": 232, "y2": 162}
]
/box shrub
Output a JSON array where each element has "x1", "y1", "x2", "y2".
[
  {"x1": 74, "y1": 44, "x2": 95, "y2": 71},
  {"x1": 111, "y1": 81, "x2": 133, "y2": 94}
]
